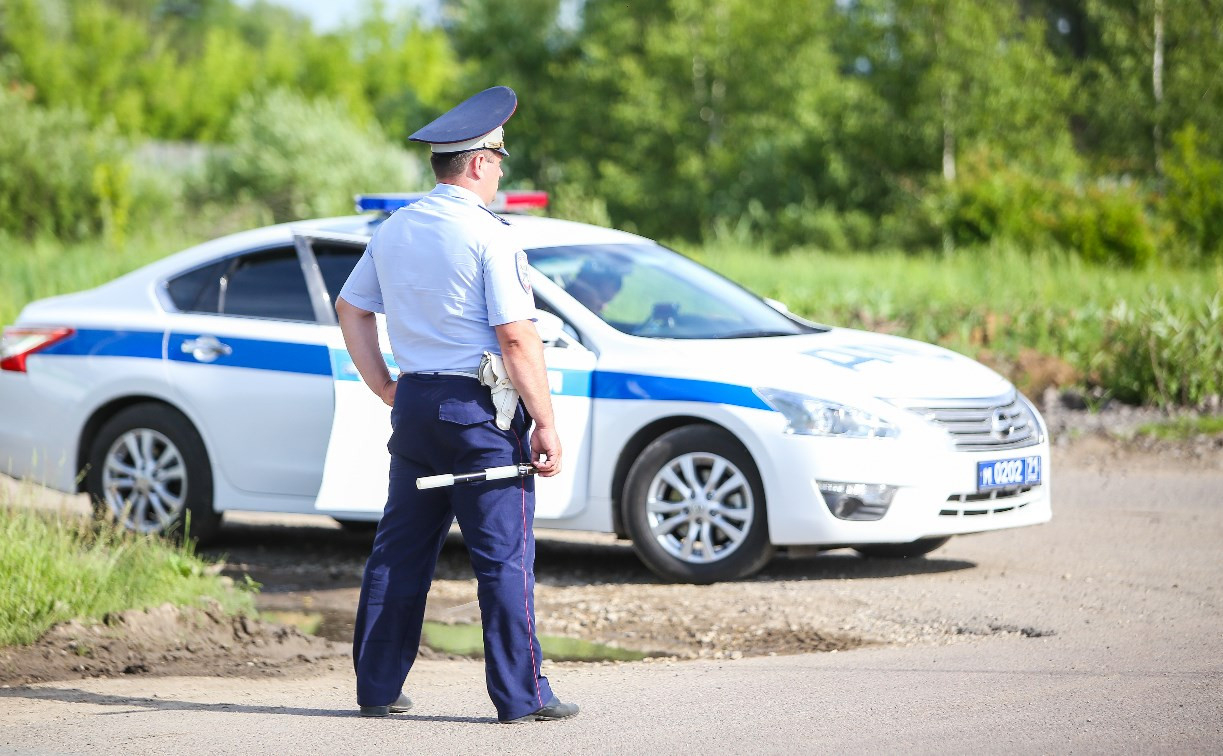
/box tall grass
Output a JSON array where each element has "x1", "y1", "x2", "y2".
[
  {"x1": 0, "y1": 205, "x2": 267, "y2": 326},
  {"x1": 0, "y1": 231, "x2": 198, "y2": 327},
  {"x1": 0, "y1": 498, "x2": 254, "y2": 647},
  {"x1": 682, "y1": 241, "x2": 1223, "y2": 407},
  {"x1": 3, "y1": 228, "x2": 1220, "y2": 407}
]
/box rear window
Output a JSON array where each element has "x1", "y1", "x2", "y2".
[
  {"x1": 312, "y1": 242, "x2": 365, "y2": 304},
  {"x1": 166, "y1": 246, "x2": 316, "y2": 322}
]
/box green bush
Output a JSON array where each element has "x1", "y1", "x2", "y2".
[
  {"x1": 201, "y1": 90, "x2": 425, "y2": 223},
  {"x1": 0, "y1": 503, "x2": 254, "y2": 647},
  {"x1": 939, "y1": 151, "x2": 1157, "y2": 265},
  {"x1": 0, "y1": 90, "x2": 130, "y2": 241},
  {"x1": 1093, "y1": 295, "x2": 1223, "y2": 408},
  {"x1": 1164, "y1": 125, "x2": 1223, "y2": 261}
]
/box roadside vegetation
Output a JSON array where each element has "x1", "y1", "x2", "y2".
[
  {"x1": 689, "y1": 242, "x2": 1223, "y2": 409},
  {"x1": 0, "y1": 494, "x2": 254, "y2": 647},
  {"x1": 1, "y1": 0, "x2": 1219, "y2": 411},
  {"x1": 1135, "y1": 416, "x2": 1223, "y2": 441}
]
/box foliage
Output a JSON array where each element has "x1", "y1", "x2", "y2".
[
  {"x1": 0, "y1": 0, "x2": 459, "y2": 142},
  {"x1": 1163, "y1": 125, "x2": 1223, "y2": 260},
  {"x1": 2, "y1": 0, "x2": 1221, "y2": 260},
  {"x1": 201, "y1": 89, "x2": 425, "y2": 223},
  {"x1": 1094, "y1": 295, "x2": 1223, "y2": 408},
  {"x1": 934, "y1": 150, "x2": 1158, "y2": 265},
  {"x1": 0, "y1": 502, "x2": 254, "y2": 647},
  {"x1": 0, "y1": 88, "x2": 152, "y2": 243},
  {"x1": 0, "y1": 226, "x2": 208, "y2": 327},
  {"x1": 1135, "y1": 416, "x2": 1223, "y2": 440},
  {"x1": 686, "y1": 240, "x2": 1222, "y2": 408}
]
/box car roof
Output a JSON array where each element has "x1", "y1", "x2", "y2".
[{"x1": 133, "y1": 212, "x2": 652, "y2": 285}]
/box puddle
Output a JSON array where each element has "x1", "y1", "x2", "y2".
[
  {"x1": 420, "y1": 621, "x2": 648, "y2": 662},
  {"x1": 260, "y1": 609, "x2": 649, "y2": 662},
  {"x1": 259, "y1": 610, "x2": 324, "y2": 636}
]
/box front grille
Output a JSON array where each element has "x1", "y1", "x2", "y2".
[{"x1": 904, "y1": 393, "x2": 1041, "y2": 452}]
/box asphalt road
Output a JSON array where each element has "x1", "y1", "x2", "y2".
[{"x1": 2, "y1": 442, "x2": 1221, "y2": 754}]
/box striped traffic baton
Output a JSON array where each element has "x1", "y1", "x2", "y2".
[{"x1": 416, "y1": 463, "x2": 538, "y2": 490}]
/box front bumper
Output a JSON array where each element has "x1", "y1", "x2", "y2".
[{"x1": 757, "y1": 431, "x2": 1053, "y2": 546}]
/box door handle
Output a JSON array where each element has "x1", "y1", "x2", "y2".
[{"x1": 181, "y1": 335, "x2": 233, "y2": 363}]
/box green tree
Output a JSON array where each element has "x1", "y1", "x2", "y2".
[
  {"x1": 1078, "y1": 0, "x2": 1223, "y2": 175},
  {"x1": 202, "y1": 89, "x2": 424, "y2": 223}
]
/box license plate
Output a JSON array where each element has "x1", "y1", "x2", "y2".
[{"x1": 977, "y1": 456, "x2": 1042, "y2": 491}]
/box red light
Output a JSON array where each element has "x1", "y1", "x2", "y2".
[
  {"x1": 0, "y1": 327, "x2": 75, "y2": 372},
  {"x1": 497, "y1": 191, "x2": 549, "y2": 212}
]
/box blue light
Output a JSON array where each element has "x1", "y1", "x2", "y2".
[{"x1": 354, "y1": 193, "x2": 429, "y2": 214}]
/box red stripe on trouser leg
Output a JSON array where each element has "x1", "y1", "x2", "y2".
[{"x1": 517, "y1": 434, "x2": 544, "y2": 708}]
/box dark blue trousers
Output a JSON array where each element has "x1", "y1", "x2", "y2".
[{"x1": 352, "y1": 374, "x2": 553, "y2": 721}]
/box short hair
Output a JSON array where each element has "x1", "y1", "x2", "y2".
[{"x1": 430, "y1": 149, "x2": 480, "y2": 179}]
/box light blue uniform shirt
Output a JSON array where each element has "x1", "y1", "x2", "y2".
[{"x1": 339, "y1": 183, "x2": 537, "y2": 373}]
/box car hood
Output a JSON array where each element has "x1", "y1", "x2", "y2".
[{"x1": 608, "y1": 327, "x2": 1013, "y2": 405}]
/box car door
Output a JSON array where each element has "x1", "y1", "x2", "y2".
[
  {"x1": 531, "y1": 299, "x2": 597, "y2": 520},
  {"x1": 301, "y1": 233, "x2": 398, "y2": 514},
  {"x1": 161, "y1": 243, "x2": 335, "y2": 499},
  {"x1": 302, "y1": 232, "x2": 597, "y2": 519}
]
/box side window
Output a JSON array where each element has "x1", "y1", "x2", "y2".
[
  {"x1": 312, "y1": 242, "x2": 365, "y2": 306},
  {"x1": 166, "y1": 261, "x2": 226, "y2": 314},
  {"x1": 222, "y1": 247, "x2": 316, "y2": 322}
]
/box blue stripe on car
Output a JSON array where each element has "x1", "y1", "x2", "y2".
[
  {"x1": 37, "y1": 329, "x2": 772, "y2": 411},
  {"x1": 168, "y1": 333, "x2": 331, "y2": 375},
  {"x1": 40, "y1": 328, "x2": 163, "y2": 360},
  {"x1": 329, "y1": 347, "x2": 400, "y2": 381},
  {"x1": 592, "y1": 371, "x2": 772, "y2": 411}
]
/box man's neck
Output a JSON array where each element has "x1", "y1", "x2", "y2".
[{"x1": 438, "y1": 178, "x2": 487, "y2": 206}]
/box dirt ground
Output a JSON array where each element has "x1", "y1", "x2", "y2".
[
  {"x1": 0, "y1": 602, "x2": 343, "y2": 685},
  {"x1": 2, "y1": 407, "x2": 1221, "y2": 752},
  {"x1": 2, "y1": 404, "x2": 1219, "y2": 684}
]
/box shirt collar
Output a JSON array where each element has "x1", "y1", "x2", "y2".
[{"x1": 431, "y1": 182, "x2": 485, "y2": 207}]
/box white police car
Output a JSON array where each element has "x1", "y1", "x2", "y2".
[{"x1": 0, "y1": 192, "x2": 1050, "y2": 583}]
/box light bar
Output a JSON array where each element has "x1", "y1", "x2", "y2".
[
  {"x1": 355, "y1": 191, "x2": 548, "y2": 215},
  {"x1": 1, "y1": 326, "x2": 75, "y2": 372}
]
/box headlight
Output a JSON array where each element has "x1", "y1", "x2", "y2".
[{"x1": 754, "y1": 388, "x2": 899, "y2": 439}]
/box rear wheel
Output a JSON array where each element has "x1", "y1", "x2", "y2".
[
  {"x1": 854, "y1": 536, "x2": 950, "y2": 559},
  {"x1": 85, "y1": 403, "x2": 220, "y2": 542},
  {"x1": 623, "y1": 425, "x2": 773, "y2": 584}
]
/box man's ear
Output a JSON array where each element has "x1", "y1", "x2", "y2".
[{"x1": 470, "y1": 152, "x2": 487, "y2": 180}]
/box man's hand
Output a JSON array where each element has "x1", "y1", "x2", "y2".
[
  {"x1": 530, "y1": 425, "x2": 562, "y2": 477},
  {"x1": 378, "y1": 378, "x2": 397, "y2": 407},
  {"x1": 496, "y1": 319, "x2": 563, "y2": 478}
]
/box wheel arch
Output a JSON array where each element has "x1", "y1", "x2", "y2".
[
  {"x1": 75, "y1": 395, "x2": 196, "y2": 493},
  {"x1": 610, "y1": 415, "x2": 762, "y2": 539}
]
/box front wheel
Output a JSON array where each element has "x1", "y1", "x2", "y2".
[
  {"x1": 623, "y1": 425, "x2": 773, "y2": 584},
  {"x1": 85, "y1": 403, "x2": 220, "y2": 542},
  {"x1": 854, "y1": 536, "x2": 951, "y2": 559}
]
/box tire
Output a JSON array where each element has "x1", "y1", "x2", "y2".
[
  {"x1": 85, "y1": 403, "x2": 220, "y2": 543},
  {"x1": 854, "y1": 536, "x2": 951, "y2": 559},
  {"x1": 623, "y1": 424, "x2": 774, "y2": 584}
]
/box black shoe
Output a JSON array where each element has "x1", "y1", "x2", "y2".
[
  {"x1": 501, "y1": 696, "x2": 579, "y2": 723},
  {"x1": 359, "y1": 693, "x2": 413, "y2": 718}
]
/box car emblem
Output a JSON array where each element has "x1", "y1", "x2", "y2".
[{"x1": 989, "y1": 408, "x2": 1014, "y2": 439}]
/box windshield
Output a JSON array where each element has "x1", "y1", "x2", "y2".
[{"x1": 526, "y1": 243, "x2": 815, "y2": 339}]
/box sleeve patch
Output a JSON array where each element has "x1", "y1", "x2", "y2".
[{"x1": 516, "y1": 250, "x2": 533, "y2": 296}]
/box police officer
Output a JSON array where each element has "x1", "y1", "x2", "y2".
[{"x1": 335, "y1": 86, "x2": 578, "y2": 723}]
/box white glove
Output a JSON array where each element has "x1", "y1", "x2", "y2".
[{"x1": 479, "y1": 351, "x2": 520, "y2": 430}]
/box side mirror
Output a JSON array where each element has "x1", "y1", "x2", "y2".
[{"x1": 534, "y1": 310, "x2": 566, "y2": 346}]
